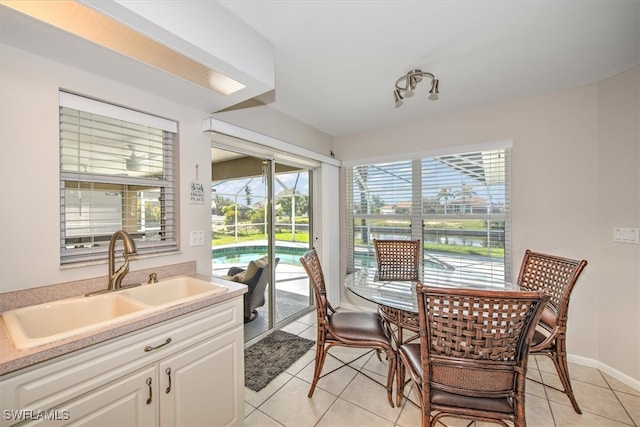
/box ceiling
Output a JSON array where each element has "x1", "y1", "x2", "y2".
[
  {"x1": 1, "y1": 1, "x2": 638, "y2": 139},
  {"x1": 219, "y1": 0, "x2": 640, "y2": 136}
]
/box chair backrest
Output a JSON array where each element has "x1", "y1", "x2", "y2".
[
  {"x1": 245, "y1": 257, "x2": 280, "y2": 310},
  {"x1": 373, "y1": 239, "x2": 420, "y2": 280},
  {"x1": 516, "y1": 250, "x2": 587, "y2": 322},
  {"x1": 300, "y1": 247, "x2": 332, "y2": 321},
  {"x1": 416, "y1": 283, "x2": 549, "y2": 398}
]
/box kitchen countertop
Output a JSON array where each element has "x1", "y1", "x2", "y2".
[{"x1": 0, "y1": 274, "x2": 246, "y2": 376}]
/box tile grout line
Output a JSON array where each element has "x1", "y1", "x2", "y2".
[
  {"x1": 245, "y1": 323, "x2": 640, "y2": 427},
  {"x1": 599, "y1": 370, "x2": 639, "y2": 427},
  {"x1": 529, "y1": 356, "x2": 559, "y2": 426}
]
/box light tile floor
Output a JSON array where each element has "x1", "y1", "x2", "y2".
[{"x1": 245, "y1": 312, "x2": 640, "y2": 426}]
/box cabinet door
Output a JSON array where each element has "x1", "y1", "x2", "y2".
[
  {"x1": 20, "y1": 366, "x2": 157, "y2": 427},
  {"x1": 159, "y1": 327, "x2": 244, "y2": 427}
]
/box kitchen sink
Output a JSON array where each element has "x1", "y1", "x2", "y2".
[
  {"x1": 2, "y1": 276, "x2": 229, "y2": 350},
  {"x1": 2, "y1": 293, "x2": 149, "y2": 349},
  {"x1": 121, "y1": 275, "x2": 228, "y2": 307}
]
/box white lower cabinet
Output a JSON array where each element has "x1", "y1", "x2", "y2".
[
  {"x1": 1, "y1": 297, "x2": 244, "y2": 427},
  {"x1": 159, "y1": 328, "x2": 243, "y2": 427},
  {"x1": 31, "y1": 366, "x2": 158, "y2": 427}
]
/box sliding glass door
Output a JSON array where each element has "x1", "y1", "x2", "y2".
[
  {"x1": 272, "y1": 163, "x2": 312, "y2": 325},
  {"x1": 211, "y1": 147, "x2": 312, "y2": 342}
]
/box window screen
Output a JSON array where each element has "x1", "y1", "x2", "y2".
[{"x1": 59, "y1": 92, "x2": 178, "y2": 264}]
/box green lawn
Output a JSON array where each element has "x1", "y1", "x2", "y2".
[
  {"x1": 213, "y1": 231, "x2": 309, "y2": 246},
  {"x1": 424, "y1": 243, "x2": 504, "y2": 258},
  {"x1": 214, "y1": 223, "x2": 503, "y2": 258}
]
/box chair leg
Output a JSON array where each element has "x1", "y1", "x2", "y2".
[
  {"x1": 308, "y1": 343, "x2": 327, "y2": 398},
  {"x1": 385, "y1": 349, "x2": 396, "y2": 408},
  {"x1": 308, "y1": 338, "x2": 395, "y2": 408},
  {"x1": 550, "y1": 347, "x2": 582, "y2": 414},
  {"x1": 396, "y1": 354, "x2": 405, "y2": 407},
  {"x1": 514, "y1": 418, "x2": 526, "y2": 427}
]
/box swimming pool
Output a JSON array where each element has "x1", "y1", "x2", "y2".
[
  {"x1": 212, "y1": 245, "x2": 452, "y2": 270},
  {"x1": 211, "y1": 245, "x2": 308, "y2": 266}
]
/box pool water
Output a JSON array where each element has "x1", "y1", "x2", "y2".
[
  {"x1": 213, "y1": 253, "x2": 305, "y2": 265},
  {"x1": 212, "y1": 246, "x2": 308, "y2": 266}
]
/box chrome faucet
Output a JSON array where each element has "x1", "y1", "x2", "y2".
[{"x1": 108, "y1": 230, "x2": 137, "y2": 291}]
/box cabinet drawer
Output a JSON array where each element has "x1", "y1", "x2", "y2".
[{"x1": 0, "y1": 297, "x2": 241, "y2": 425}]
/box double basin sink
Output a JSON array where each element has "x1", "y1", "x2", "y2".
[{"x1": 2, "y1": 276, "x2": 228, "y2": 350}]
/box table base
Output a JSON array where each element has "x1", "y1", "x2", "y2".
[{"x1": 377, "y1": 305, "x2": 421, "y2": 406}]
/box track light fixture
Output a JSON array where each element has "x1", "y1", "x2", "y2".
[{"x1": 394, "y1": 69, "x2": 439, "y2": 108}]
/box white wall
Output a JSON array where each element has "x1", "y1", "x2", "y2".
[
  {"x1": 596, "y1": 67, "x2": 640, "y2": 384},
  {"x1": 335, "y1": 66, "x2": 640, "y2": 385},
  {"x1": 212, "y1": 101, "x2": 334, "y2": 157}
]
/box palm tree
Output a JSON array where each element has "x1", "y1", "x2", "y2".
[
  {"x1": 244, "y1": 185, "x2": 252, "y2": 206},
  {"x1": 437, "y1": 188, "x2": 454, "y2": 214},
  {"x1": 455, "y1": 183, "x2": 477, "y2": 214}
]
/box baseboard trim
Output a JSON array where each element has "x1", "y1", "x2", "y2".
[{"x1": 568, "y1": 354, "x2": 640, "y2": 392}]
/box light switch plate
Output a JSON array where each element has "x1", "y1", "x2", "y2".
[
  {"x1": 613, "y1": 227, "x2": 639, "y2": 244},
  {"x1": 189, "y1": 230, "x2": 204, "y2": 246}
]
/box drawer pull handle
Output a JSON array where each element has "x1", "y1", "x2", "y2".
[
  {"x1": 165, "y1": 368, "x2": 172, "y2": 394},
  {"x1": 144, "y1": 337, "x2": 172, "y2": 352},
  {"x1": 146, "y1": 377, "x2": 153, "y2": 404}
]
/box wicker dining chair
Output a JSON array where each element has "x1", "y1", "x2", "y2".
[
  {"x1": 373, "y1": 239, "x2": 421, "y2": 281},
  {"x1": 373, "y1": 238, "x2": 422, "y2": 391},
  {"x1": 300, "y1": 247, "x2": 396, "y2": 407},
  {"x1": 398, "y1": 284, "x2": 550, "y2": 427},
  {"x1": 517, "y1": 249, "x2": 588, "y2": 414}
]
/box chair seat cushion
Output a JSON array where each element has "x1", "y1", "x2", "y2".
[
  {"x1": 399, "y1": 343, "x2": 422, "y2": 384},
  {"x1": 532, "y1": 329, "x2": 552, "y2": 347},
  {"x1": 243, "y1": 256, "x2": 269, "y2": 283},
  {"x1": 328, "y1": 311, "x2": 389, "y2": 344},
  {"x1": 228, "y1": 272, "x2": 245, "y2": 282},
  {"x1": 539, "y1": 306, "x2": 557, "y2": 329},
  {"x1": 431, "y1": 389, "x2": 513, "y2": 414}
]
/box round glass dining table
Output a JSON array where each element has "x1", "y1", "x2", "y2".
[
  {"x1": 346, "y1": 267, "x2": 522, "y2": 407},
  {"x1": 345, "y1": 267, "x2": 521, "y2": 335}
]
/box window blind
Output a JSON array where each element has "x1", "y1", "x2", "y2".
[
  {"x1": 351, "y1": 160, "x2": 414, "y2": 215},
  {"x1": 347, "y1": 147, "x2": 511, "y2": 284},
  {"x1": 59, "y1": 93, "x2": 178, "y2": 265}
]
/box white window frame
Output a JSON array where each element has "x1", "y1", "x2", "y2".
[
  {"x1": 346, "y1": 141, "x2": 512, "y2": 285},
  {"x1": 59, "y1": 91, "x2": 179, "y2": 265}
]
